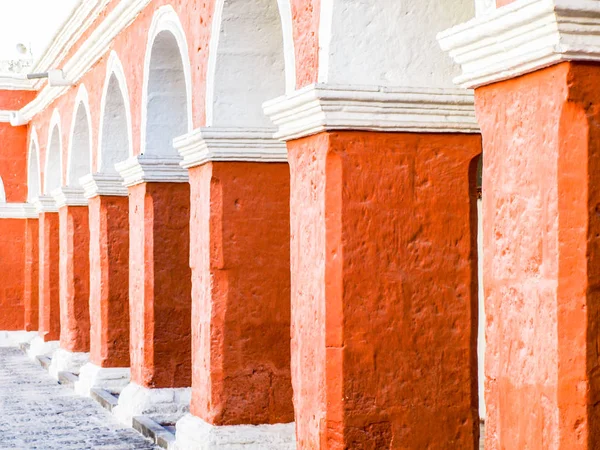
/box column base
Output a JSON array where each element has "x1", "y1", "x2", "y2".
[
  {"x1": 74, "y1": 362, "x2": 131, "y2": 396},
  {"x1": 113, "y1": 382, "x2": 191, "y2": 426},
  {"x1": 26, "y1": 336, "x2": 59, "y2": 361},
  {"x1": 0, "y1": 330, "x2": 37, "y2": 348},
  {"x1": 175, "y1": 414, "x2": 296, "y2": 450},
  {"x1": 48, "y1": 348, "x2": 90, "y2": 379}
]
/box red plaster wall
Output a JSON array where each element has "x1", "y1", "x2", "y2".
[
  {"x1": 59, "y1": 205, "x2": 90, "y2": 353},
  {"x1": 38, "y1": 212, "x2": 60, "y2": 342},
  {"x1": 475, "y1": 62, "x2": 600, "y2": 449},
  {"x1": 287, "y1": 131, "x2": 481, "y2": 449},
  {"x1": 0, "y1": 90, "x2": 36, "y2": 110},
  {"x1": 89, "y1": 196, "x2": 130, "y2": 368},
  {"x1": 23, "y1": 218, "x2": 39, "y2": 331},
  {"x1": 0, "y1": 219, "x2": 27, "y2": 330},
  {"x1": 188, "y1": 162, "x2": 293, "y2": 425},
  {"x1": 0, "y1": 124, "x2": 28, "y2": 203},
  {"x1": 129, "y1": 182, "x2": 191, "y2": 389}
]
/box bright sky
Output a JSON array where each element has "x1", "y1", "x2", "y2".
[{"x1": 0, "y1": 0, "x2": 79, "y2": 64}]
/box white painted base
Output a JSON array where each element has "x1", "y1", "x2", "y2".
[
  {"x1": 74, "y1": 362, "x2": 131, "y2": 397},
  {"x1": 0, "y1": 330, "x2": 37, "y2": 348},
  {"x1": 48, "y1": 348, "x2": 90, "y2": 379},
  {"x1": 26, "y1": 336, "x2": 60, "y2": 361},
  {"x1": 113, "y1": 382, "x2": 191, "y2": 426},
  {"x1": 175, "y1": 414, "x2": 296, "y2": 450}
]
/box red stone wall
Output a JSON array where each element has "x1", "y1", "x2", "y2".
[
  {"x1": 188, "y1": 162, "x2": 293, "y2": 425},
  {"x1": 0, "y1": 219, "x2": 27, "y2": 330},
  {"x1": 38, "y1": 212, "x2": 60, "y2": 342},
  {"x1": 23, "y1": 218, "x2": 39, "y2": 331},
  {"x1": 287, "y1": 131, "x2": 482, "y2": 449}
]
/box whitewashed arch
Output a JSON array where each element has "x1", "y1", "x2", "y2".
[
  {"x1": 317, "y1": 0, "x2": 474, "y2": 88},
  {"x1": 141, "y1": 6, "x2": 192, "y2": 156},
  {"x1": 44, "y1": 109, "x2": 63, "y2": 194},
  {"x1": 0, "y1": 177, "x2": 5, "y2": 203},
  {"x1": 98, "y1": 51, "x2": 133, "y2": 173},
  {"x1": 205, "y1": 0, "x2": 295, "y2": 128},
  {"x1": 28, "y1": 128, "x2": 41, "y2": 202},
  {"x1": 67, "y1": 84, "x2": 92, "y2": 186}
]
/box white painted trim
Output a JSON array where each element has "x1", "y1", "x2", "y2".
[
  {"x1": 263, "y1": 83, "x2": 479, "y2": 141},
  {"x1": 278, "y1": 0, "x2": 297, "y2": 93},
  {"x1": 115, "y1": 155, "x2": 189, "y2": 187},
  {"x1": 437, "y1": 0, "x2": 600, "y2": 88},
  {"x1": 44, "y1": 109, "x2": 63, "y2": 193},
  {"x1": 175, "y1": 414, "x2": 296, "y2": 450},
  {"x1": 27, "y1": 336, "x2": 60, "y2": 361},
  {"x1": 80, "y1": 173, "x2": 129, "y2": 198},
  {"x1": 48, "y1": 348, "x2": 89, "y2": 379},
  {"x1": 51, "y1": 187, "x2": 88, "y2": 208},
  {"x1": 174, "y1": 127, "x2": 287, "y2": 169},
  {"x1": 28, "y1": 128, "x2": 42, "y2": 202},
  {"x1": 317, "y1": 0, "x2": 334, "y2": 84},
  {"x1": 74, "y1": 363, "x2": 131, "y2": 396},
  {"x1": 98, "y1": 51, "x2": 134, "y2": 172},
  {"x1": 33, "y1": 195, "x2": 59, "y2": 213},
  {"x1": 67, "y1": 84, "x2": 93, "y2": 186},
  {"x1": 17, "y1": 0, "x2": 153, "y2": 124},
  {"x1": 140, "y1": 5, "x2": 193, "y2": 155},
  {"x1": 0, "y1": 76, "x2": 35, "y2": 91},
  {"x1": 0, "y1": 111, "x2": 16, "y2": 122},
  {"x1": 0, "y1": 178, "x2": 5, "y2": 203},
  {"x1": 0, "y1": 203, "x2": 38, "y2": 219}
]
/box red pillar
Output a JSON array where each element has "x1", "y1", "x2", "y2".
[
  {"x1": 38, "y1": 202, "x2": 60, "y2": 342},
  {"x1": 475, "y1": 62, "x2": 600, "y2": 449},
  {"x1": 23, "y1": 217, "x2": 39, "y2": 331},
  {"x1": 285, "y1": 131, "x2": 481, "y2": 449},
  {"x1": 0, "y1": 218, "x2": 27, "y2": 330}
]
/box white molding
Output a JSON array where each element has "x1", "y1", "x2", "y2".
[
  {"x1": 263, "y1": 83, "x2": 479, "y2": 141},
  {"x1": 0, "y1": 203, "x2": 38, "y2": 219},
  {"x1": 0, "y1": 111, "x2": 14, "y2": 123},
  {"x1": 33, "y1": 195, "x2": 59, "y2": 213},
  {"x1": 174, "y1": 127, "x2": 288, "y2": 169},
  {"x1": 437, "y1": 0, "x2": 600, "y2": 88},
  {"x1": 18, "y1": 0, "x2": 152, "y2": 123},
  {"x1": 0, "y1": 75, "x2": 35, "y2": 91},
  {"x1": 80, "y1": 173, "x2": 128, "y2": 198},
  {"x1": 115, "y1": 155, "x2": 189, "y2": 187},
  {"x1": 51, "y1": 187, "x2": 88, "y2": 208},
  {"x1": 75, "y1": 363, "x2": 131, "y2": 396}
]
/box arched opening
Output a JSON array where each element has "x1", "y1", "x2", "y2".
[
  {"x1": 207, "y1": 0, "x2": 287, "y2": 128},
  {"x1": 28, "y1": 137, "x2": 41, "y2": 202},
  {"x1": 99, "y1": 73, "x2": 130, "y2": 173},
  {"x1": 143, "y1": 30, "x2": 188, "y2": 156},
  {"x1": 0, "y1": 177, "x2": 5, "y2": 203},
  {"x1": 475, "y1": 155, "x2": 485, "y2": 441},
  {"x1": 44, "y1": 125, "x2": 62, "y2": 194},
  {"x1": 68, "y1": 101, "x2": 91, "y2": 187}
]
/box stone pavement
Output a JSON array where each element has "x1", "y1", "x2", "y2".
[{"x1": 0, "y1": 347, "x2": 157, "y2": 449}]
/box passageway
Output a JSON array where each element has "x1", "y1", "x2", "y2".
[{"x1": 0, "y1": 348, "x2": 157, "y2": 449}]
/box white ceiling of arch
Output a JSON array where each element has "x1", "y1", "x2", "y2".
[{"x1": 0, "y1": 0, "x2": 79, "y2": 73}]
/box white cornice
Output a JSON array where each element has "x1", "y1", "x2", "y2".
[
  {"x1": 262, "y1": 83, "x2": 479, "y2": 142},
  {"x1": 0, "y1": 111, "x2": 14, "y2": 123},
  {"x1": 32, "y1": 195, "x2": 59, "y2": 214},
  {"x1": 19, "y1": 0, "x2": 152, "y2": 123},
  {"x1": 115, "y1": 155, "x2": 189, "y2": 187},
  {"x1": 80, "y1": 173, "x2": 128, "y2": 198},
  {"x1": 0, "y1": 203, "x2": 37, "y2": 219},
  {"x1": 174, "y1": 128, "x2": 288, "y2": 169},
  {"x1": 0, "y1": 75, "x2": 35, "y2": 91},
  {"x1": 438, "y1": 0, "x2": 600, "y2": 88},
  {"x1": 51, "y1": 187, "x2": 88, "y2": 208}
]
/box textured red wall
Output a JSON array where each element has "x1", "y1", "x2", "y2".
[
  {"x1": 88, "y1": 196, "x2": 130, "y2": 368},
  {"x1": 59, "y1": 206, "x2": 90, "y2": 353},
  {"x1": 0, "y1": 90, "x2": 36, "y2": 110},
  {"x1": 23, "y1": 218, "x2": 39, "y2": 331},
  {"x1": 287, "y1": 131, "x2": 481, "y2": 449},
  {"x1": 0, "y1": 124, "x2": 28, "y2": 203},
  {"x1": 188, "y1": 162, "x2": 293, "y2": 425},
  {"x1": 0, "y1": 219, "x2": 27, "y2": 330},
  {"x1": 476, "y1": 62, "x2": 600, "y2": 449},
  {"x1": 129, "y1": 182, "x2": 191, "y2": 389},
  {"x1": 38, "y1": 212, "x2": 60, "y2": 342}
]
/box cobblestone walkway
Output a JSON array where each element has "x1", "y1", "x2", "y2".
[{"x1": 0, "y1": 347, "x2": 157, "y2": 449}]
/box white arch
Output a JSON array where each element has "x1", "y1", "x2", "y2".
[
  {"x1": 141, "y1": 5, "x2": 192, "y2": 156},
  {"x1": 205, "y1": 0, "x2": 295, "y2": 127},
  {"x1": 0, "y1": 177, "x2": 5, "y2": 203},
  {"x1": 98, "y1": 51, "x2": 133, "y2": 173},
  {"x1": 44, "y1": 109, "x2": 63, "y2": 194},
  {"x1": 28, "y1": 127, "x2": 41, "y2": 202},
  {"x1": 67, "y1": 84, "x2": 92, "y2": 186}
]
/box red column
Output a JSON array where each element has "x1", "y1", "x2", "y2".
[
  {"x1": 88, "y1": 195, "x2": 130, "y2": 368},
  {"x1": 128, "y1": 182, "x2": 191, "y2": 388},
  {"x1": 0, "y1": 218, "x2": 27, "y2": 330},
  {"x1": 23, "y1": 218, "x2": 39, "y2": 331},
  {"x1": 475, "y1": 62, "x2": 600, "y2": 449},
  {"x1": 287, "y1": 131, "x2": 481, "y2": 449},
  {"x1": 58, "y1": 205, "x2": 90, "y2": 353},
  {"x1": 38, "y1": 208, "x2": 60, "y2": 342},
  {"x1": 188, "y1": 162, "x2": 293, "y2": 425}
]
